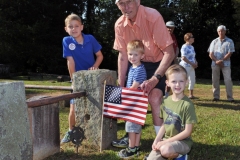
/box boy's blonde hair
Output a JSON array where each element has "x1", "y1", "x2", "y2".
[
  {"x1": 65, "y1": 13, "x2": 82, "y2": 26},
  {"x1": 165, "y1": 64, "x2": 188, "y2": 80},
  {"x1": 127, "y1": 40, "x2": 144, "y2": 54}
]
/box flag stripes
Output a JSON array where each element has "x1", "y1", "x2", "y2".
[{"x1": 103, "y1": 85, "x2": 148, "y2": 125}]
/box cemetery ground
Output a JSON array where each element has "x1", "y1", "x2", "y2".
[{"x1": 1, "y1": 76, "x2": 240, "y2": 160}]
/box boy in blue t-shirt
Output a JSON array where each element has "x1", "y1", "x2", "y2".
[
  {"x1": 61, "y1": 13, "x2": 103, "y2": 143},
  {"x1": 118, "y1": 40, "x2": 147, "y2": 158}
]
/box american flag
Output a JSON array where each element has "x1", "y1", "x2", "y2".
[{"x1": 103, "y1": 85, "x2": 148, "y2": 125}]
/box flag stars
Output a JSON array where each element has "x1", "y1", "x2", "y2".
[{"x1": 104, "y1": 85, "x2": 122, "y2": 104}]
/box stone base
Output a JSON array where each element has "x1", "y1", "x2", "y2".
[{"x1": 73, "y1": 69, "x2": 118, "y2": 151}]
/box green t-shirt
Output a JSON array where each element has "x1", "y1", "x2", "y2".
[{"x1": 160, "y1": 95, "x2": 197, "y2": 148}]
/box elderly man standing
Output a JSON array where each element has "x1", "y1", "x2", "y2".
[
  {"x1": 165, "y1": 21, "x2": 179, "y2": 97},
  {"x1": 208, "y1": 25, "x2": 235, "y2": 102},
  {"x1": 166, "y1": 21, "x2": 179, "y2": 64},
  {"x1": 112, "y1": 0, "x2": 175, "y2": 153}
]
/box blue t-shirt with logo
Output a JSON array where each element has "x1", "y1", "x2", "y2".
[{"x1": 62, "y1": 33, "x2": 102, "y2": 71}]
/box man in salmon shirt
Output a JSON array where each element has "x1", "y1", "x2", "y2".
[{"x1": 112, "y1": 0, "x2": 175, "y2": 150}]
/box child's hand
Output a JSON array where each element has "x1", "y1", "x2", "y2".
[
  {"x1": 152, "y1": 142, "x2": 158, "y2": 151},
  {"x1": 88, "y1": 66, "x2": 98, "y2": 70},
  {"x1": 155, "y1": 140, "x2": 166, "y2": 151},
  {"x1": 152, "y1": 139, "x2": 161, "y2": 151}
]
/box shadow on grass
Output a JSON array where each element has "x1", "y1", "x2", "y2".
[
  {"x1": 147, "y1": 110, "x2": 152, "y2": 114},
  {"x1": 196, "y1": 79, "x2": 240, "y2": 86},
  {"x1": 194, "y1": 100, "x2": 240, "y2": 111},
  {"x1": 46, "y1": 141, "x2": 240, "y2": 160},
  {"x1": 46, "y1": 138, "x2": 154, "y2": 160},
  {"x1": 190, "y1": 142, "x2": 240, "y2": 160}
]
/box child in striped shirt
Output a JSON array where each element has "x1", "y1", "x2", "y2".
[{"x1": 118, "y1": 40, "x2": 147, "y2": 159}]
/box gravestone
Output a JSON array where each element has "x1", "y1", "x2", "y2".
[
  {"x1": 27, "y1": 95, "x2": 60, "y2": 160},
  {"x1": 0, "y1": 82, "x2": 32, "y2": 160},
  {"x1": 73, "y1": 69, "x2": 117, "y2": 151}
]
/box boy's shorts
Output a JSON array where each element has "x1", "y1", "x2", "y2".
[
  {"x1": 125, "y1": 121, "x2": 142, "y2": 133},
  {"x1": 147, "y1": 140, "x2": 191, "y2": 159},
  {"x1": 70, "y1": 89, "x2": 75, "y2": 104},
  {"x1": 70, "y1": 99, "x2": 75, "y2": 104},
  {"x1": 142, "y1": 61, "x2": 166, "y2": 95}
]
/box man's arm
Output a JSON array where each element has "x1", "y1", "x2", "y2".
[
  {"x1": 66, "y1": 56, "x2": 75, "y2": 80},
  {"x1": 155, "y1": 44, "x2": 175, "y2": 76},
  {"x1": 209, "y1": 52, "x2": 217, "y2": 61},
  {"x1": 118, "y1": 51, "x2": 129, "y2": 87},
  {"x1": 141, "y1": 44, "x2": 175, "y2": 93},
  {"x1": 222, "y1": 52, "x2": 232, "y2": 61},
  {"x1": 209, "y1": 52, "x2": 224, "y2": 67},
  {"x1": 89, "y1": 50, "x2": 103, "y2": 70}
]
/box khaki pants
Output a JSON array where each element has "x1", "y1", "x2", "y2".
[
  {"x1": 212, "y1": 65, "x2": 233, "y2": 100},
  {"x1": 147, "y1": 141, "x2": 190, "y2": 160}
]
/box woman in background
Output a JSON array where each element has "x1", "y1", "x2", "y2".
[{"x1": 179, "y1": 33, "x2": 198, "y2": 99}]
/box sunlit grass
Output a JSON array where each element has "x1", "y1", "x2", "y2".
[{"x1": 53, "y1": 79, "x2": 240, "y2": 160}]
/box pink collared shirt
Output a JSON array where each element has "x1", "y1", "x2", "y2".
[{"x1": 114, "y1": 5, "x2": 173, "y2": 63}]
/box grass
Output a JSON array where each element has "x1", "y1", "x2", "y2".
[
  {"x1": 1, "y1": 76, "x2": 239, "y2": 160},
  {"x1": 0, "y1": 75, "x2": 71, "y2": 98}
]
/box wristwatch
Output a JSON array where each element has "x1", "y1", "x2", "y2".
[{"x1": 153, "y1": 74, "x2": 162, "y2": 81}]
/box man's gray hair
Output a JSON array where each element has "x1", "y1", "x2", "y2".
[{"x1": 217, "y1": 25, "x2": 226, "y2": 31}]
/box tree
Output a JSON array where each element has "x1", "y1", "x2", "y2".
[{"x1": 0, "y1": 0, "x2": 239, "y2": 79}]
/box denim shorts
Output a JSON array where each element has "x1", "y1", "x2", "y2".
[
  {"x1": 125, "y1": 121, "x2": 142, "y2": 133},
  {"x1": 142, "y1": 61, "x2": 166, "y2": 95},
  {"x1": 70, "y1": 89, "x2": 75, "y2": 104},
  {"x1": 70, "y1": 99, "x2": 75, "y2": 104}
]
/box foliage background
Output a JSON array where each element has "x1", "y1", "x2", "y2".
[{"x1": 0, "y1": 0, "x2": 240, "y2": 79}]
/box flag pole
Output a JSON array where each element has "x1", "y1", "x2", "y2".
[{"x1": 100, "y1": 80, "x2": 106, "y2": 152}]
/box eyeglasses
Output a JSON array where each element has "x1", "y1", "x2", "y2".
[
  {"x1": 190, "y1": 36, "x2": 194, "y2": 38},
  {"x1": 117, "y1": 0, "x2": 134, "y2": 8}
]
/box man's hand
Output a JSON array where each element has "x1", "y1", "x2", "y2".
[
  {"x1": 140, "y1": 77, "x2": 159, "y2": 94},
  {"x1": 216, "y1": 60, "x2": 224, "y2": 68}
]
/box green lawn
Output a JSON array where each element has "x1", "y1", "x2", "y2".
[
  {"x1": 1, "y1": 77, "x2": 239, "y2": 160},
  {"x1": 56, "y1": 79, "x2": 240, "y2": 160}
]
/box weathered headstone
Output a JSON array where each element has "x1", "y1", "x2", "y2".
[
  {"x1": 27, "y1": 95, "x2": 60, "y2": 160},
  {"x1": 0, "y1": 82, "x2": 32, "y2": 160},
  {"x1": 73, "y1": 69, "x2": 117, "y2": 151}
]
